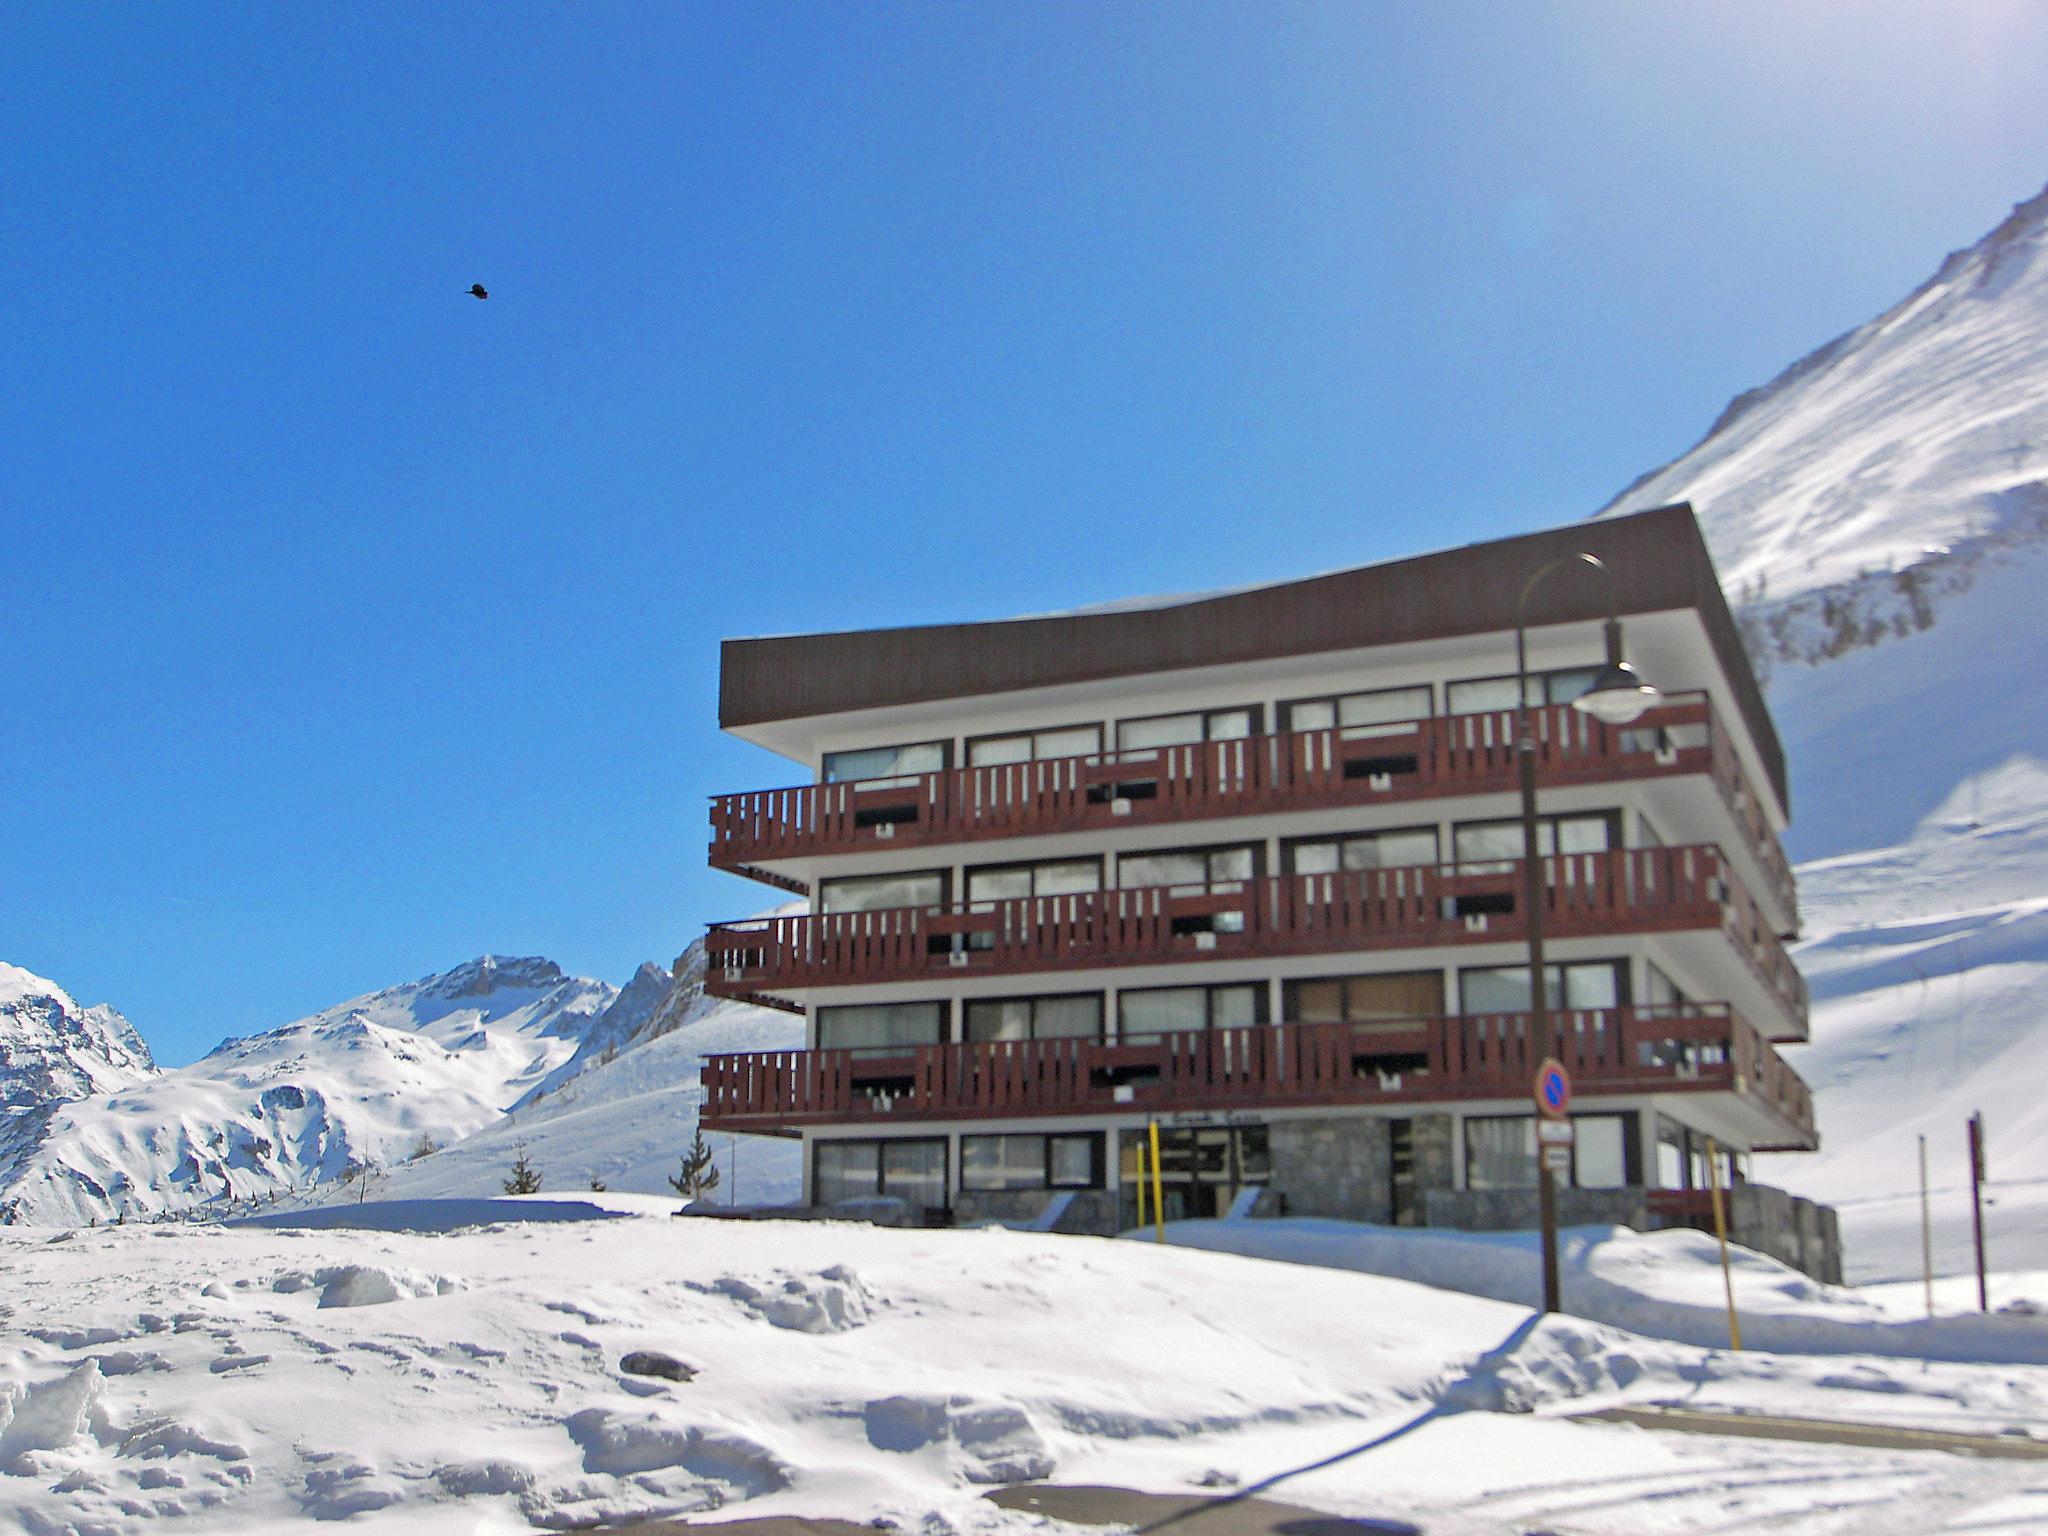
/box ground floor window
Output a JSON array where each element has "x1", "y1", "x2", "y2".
[
  {"x1": 813, "y1": 1137, "x2": 947, "y2": 1209},
  {"x1": 1119, "y1": 1124, "x2": 1269, "y2": 1223},
  {"x1": 1655, "y1": 1115, "x2": 1745, "y2": 1190},
  {"x1": 1465, "y1": 1112, "x2": 1638, "y2": 1190},
  {"x1": 960, "y1": 1132, "x2": 1104, "y2": 1191}
]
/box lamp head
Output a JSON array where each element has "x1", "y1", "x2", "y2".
[{"x1": 1572, "y1": 660, "x2": 1660, "y2": 725}]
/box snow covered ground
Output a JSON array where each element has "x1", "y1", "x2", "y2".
[{"x1": 5, "y1": 1206, "x2": 2048, "y2": 1536}]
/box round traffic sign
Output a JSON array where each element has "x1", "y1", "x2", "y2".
[{"x1": 1535, "y1": 1057, "x2": 1571, "y2": 1117}]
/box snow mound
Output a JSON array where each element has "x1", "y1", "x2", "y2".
[
  {"x1": 861, "y1": 1394, "x2": 1054, "y2": 1484},
  {"x1": 704, "y1": 1264, "x2": 873, "y2": 1332},
  {"x1": 270, "y1": 1263, "x2": 466, "y2": 1308}
]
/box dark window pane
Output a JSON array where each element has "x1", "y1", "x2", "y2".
[
  {"x1": 817, "y1": 1004, "x2": 944, "y2": 1052},
  {"x1": 881, "y1": 1140, "x2": 947, "y2": 1206},
  {"x1": 1465, "y1": 1116, "x2": 1537, "y2": 1190}
]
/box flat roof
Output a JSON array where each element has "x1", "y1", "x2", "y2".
[{"x1": 719, "y1": 503, "x2": 1786, "y2": 814}]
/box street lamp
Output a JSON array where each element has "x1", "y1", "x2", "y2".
[{"x1": 1514, "y1": 553, "x2": 1660, "y2": 1315}]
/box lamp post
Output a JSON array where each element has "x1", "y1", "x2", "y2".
[{"x1": 1515, "y1": 553, "x2": 1660, "y2": 1315}]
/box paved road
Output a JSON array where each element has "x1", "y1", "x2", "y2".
[{"x1": 1574, "y1": 1405, "x2": 2048, "y2": 1459}]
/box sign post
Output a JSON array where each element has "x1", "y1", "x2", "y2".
[
  {"x1": 1534, "y1": 1058, "x2": 1571, "y2": 1315},
  {"x1": 1968, "y1": 1112, "x2": 1988, "y2": 1312}
]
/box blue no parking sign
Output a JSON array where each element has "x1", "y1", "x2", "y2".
[{"x1": 1535, "y1": 1057, "x2": 1571, "y2": 1118}]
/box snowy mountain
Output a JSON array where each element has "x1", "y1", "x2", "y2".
[
  {"x1": 0, "y1": 955, "x2": 616, "y2": 1226},
  {"x1": 1600, "y1": 183, "x2": 2048, "y2": 1281},
  {"x1": 0, "y1": 962, "x2": 158, "y2": 1198}
]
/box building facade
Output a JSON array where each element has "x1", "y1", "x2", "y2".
[{"x1": 696, "y1": 504, "x2": 1838, "y2": 1280}]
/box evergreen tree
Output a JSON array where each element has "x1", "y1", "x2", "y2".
[
  {"x1": 668, "y1": 1129, "x2": 721, "y2": 1200},
  {"x1": 503, "y1": 1149, "x2": 543, "y2": 1195}
]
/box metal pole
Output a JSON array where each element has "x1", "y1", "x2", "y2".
[
  {"x1": 1512, "y1": 552, "x2": 1623, "y2": 1320},
  {"x1": 1968, "y1": 1112, "x2": 1988, "y2": 1312},
  {"x1": 1705, "y1": 1136, "x2": 1742, "y2": 1351},
  {"x1": 1133, "y1": 1133, "x2": 1147, "y2": 1230},
  {"x1": 1919, "y1": 1133, "x2": 1933, "y2": 1318},
  {"x1": 1149, "y1": 1119, "x2": 1166, "y2": 1244},
  {"x1": 1516, "y1": 609, "x2": 1560, "y2": 1316}
]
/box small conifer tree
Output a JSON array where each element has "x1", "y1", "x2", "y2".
[
  {"x1": 668, "y1": 1129, "x2": 721, "y2": 1201},
  {"x1": 503, "y1": 1149, "x2": 543, "y2": 1195}
]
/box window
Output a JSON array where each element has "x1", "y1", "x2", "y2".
[
  {"x1": 964, "y1": 859, "x2": 1101, "y2": 904},
  {"x1": 1119, "y1": 983, "x2": 1263, "y2": 1038},
  {"x1": 967, "y1": 725, "x2": 1102, "y2": 767},
  {"x1": 960, "y1": 1132, "x2": 1103, "y2": 1191},
  {"x1": 1116, "y1": 706, "x2": 1261, "y2": 752},
  {"x1": 965, "y1": 994, "x2": 1102, "y2": 1043},
  {"x1": 1458, "y1": 960, "x2": 1627, "y2": 1014},
  {"x1": 1465, "y1": 1116, "x2": 1538, "y2": 1191},
  {"x1": 1289, "y1": 826, "x2": 1440, "y2": 875},
  {"x1": 1117, "y1": 844, "x2": 1259, "y2": 890},
  {"x1": 817, "y1": 870, "x2": 946, "y2": 914},
  {"x1": 816, "y1": 1138, "x2": 950, "y2": 1207},
  {"x1": 1445, "y1": 667, "x2": 1602, "y2": 716},
  {"x1": 1282, "y1": 685, "x2": 1432, "y2": 736},
  {"x1": 1465, "y1": 1113, "x2": 1636, "y2": 1190},
  {"x1": 1451, "y1": 812, "x2": 1616, "y2": 870},
  {"x1": 816, "y1": 1003, "x2": 946, "y2": 1054},
  {"x1": 1285, "y1": 971, "x2": 1443, "y2": 1023},
  {"x1": 822, "y1": 740, "x2": 947, "y2": 784}
]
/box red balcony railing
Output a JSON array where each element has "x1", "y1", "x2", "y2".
[
  {"x1": 705, "y1": 845, "x2": 1806, "y2": 1031},
  {"x1": 708, "y1": 696, "x2": 1795, "y2": 926},
  {"x1": 697, "y1": 1002, "x2": 1817, "y2": 1150}
]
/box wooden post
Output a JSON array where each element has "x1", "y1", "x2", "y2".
[
  {"x1": 1968, "y1": 1113, "x2": 1989, "y2": 1313},
  {"x1": 1705, "y1": 1136, "x2": 1742, "y2": 1352}
]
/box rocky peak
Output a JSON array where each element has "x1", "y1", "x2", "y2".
[{"x1": 424, "y1": 955, "x2": 568, "y2": 1000}]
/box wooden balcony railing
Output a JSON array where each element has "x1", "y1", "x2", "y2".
[
  {"x1": 697, "y1": 1002, "x2": 1817, "y2": 1149},
  {"x1": 707, "y1": 695, "x2": 1796, "y2": 926},
  {"x1": 704, "y1": 845, "x2": 1807, "y2": 1031}
]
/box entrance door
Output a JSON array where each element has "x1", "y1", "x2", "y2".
[{"x1": 1120, "y1": 1124, "x2": 1270, "y2": 1225}]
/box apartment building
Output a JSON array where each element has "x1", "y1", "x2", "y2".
[{"x1": 695, "y1": 503, "x2": 1838, "y2": 1281}]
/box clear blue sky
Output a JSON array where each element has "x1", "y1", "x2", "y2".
[{"x1": 6, "y1": 4, "x2": 2044, "y2": 1064}]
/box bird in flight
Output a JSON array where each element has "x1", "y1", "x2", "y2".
[{"x1": 467, "y1": 283, "x2": 489, "y2": 300}]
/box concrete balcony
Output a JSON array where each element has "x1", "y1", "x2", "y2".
[
  {"x1": 708, "y1": 696, "x2": 1796, "y2": 927},
  {"x1": 697, "y1": 1002, "x2": 1817, "y2": 1152},
  {"x1": 703, "y1": 845, "x2": 1808, "y2": 1036}
]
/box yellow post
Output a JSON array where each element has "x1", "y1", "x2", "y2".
[
  {"x1": 1705, "y1": 1136, "x2": 1742, "y2": 1352},
  {"x1": 1148, "y1": 1119, "x2": 1166, "y2": 1244},
  {"x1": 1132, "y1": 1135, "x2": 1147, "y2": 1230}
]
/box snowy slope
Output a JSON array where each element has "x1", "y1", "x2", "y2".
[
  {"x1": 1599, "y1": 184, "x2": 2048, "y2": 608},
  {"x1": 0, "y1": 956, "x2": 614, "y2": 1227},
  {"x1": 7, "y1": 1212, "x2": 2048, "y2": 1535},
  {"x1": 352, "y1": 993, "x2": 801, "y2": 1207},
  {"x1": 1600, "y1": 185, "x2": 2048, "y2": 1281}
]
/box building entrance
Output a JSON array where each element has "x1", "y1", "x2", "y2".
[{"x1": 1119, "y1": 1123, "x2": 1270, "y2": 1225}]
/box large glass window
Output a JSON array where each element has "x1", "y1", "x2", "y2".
[
  {"x1": 1117, "y1": 844, "x2": 1258, "y2": 890},
  {"x1": 965, "y1": 994, "x2": 1102, "y2": 1043},
  {"x1": 817, "y1": 870, "x2": 946, "y2": 914},
  {"x1": 1445, "y1": 668, "x2": 1602, "y2": 717},
  {"x1": 1466, "y1": 1113, "x2": 1635, "y2": 1190},
  {"x1": 814, "y1": 1141, "x2": 880, "y2": 1205},
  {"x1": 965, "y1": 859, "x2": 1101, "y2": 904},
  {"x1": 1289, "y1": 827, "x2": 1440, "y2": 876},
  {"x1": 1282, "y1": 685, "x2": 1432, "y2": 736},
  {"x1": 815, "y1": 1003, "x2": 946, "y2": 1054},
  {"x1": 961, "y1": 1132, "x2": 1102, "y2": 1192},
  {"x1": 818, "y1": 1138, "x2": 950, "y2": 1208},
  {"x1": 1452, "y1": 813, "x2": 1616, "y2": 871},
  {"x1": 967, "y1": 725, "x2": 1102, "y2": 767},
  {"x1": 1458, "y1": 961, "x2": 1627, "y2": 1015},
  {"x1": 1116, "y1": 706, "x2": 1261, "y2": 752},
  {"x1": 1119, "y1": 983, "x2": 1263, "y2": 1038},
  {"x1": 1286, "y1": 971, "x2": 1444, "y2": 1023},
  {"x1": 822, "y1": 741, "x2": 947, "y2": 784}
]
